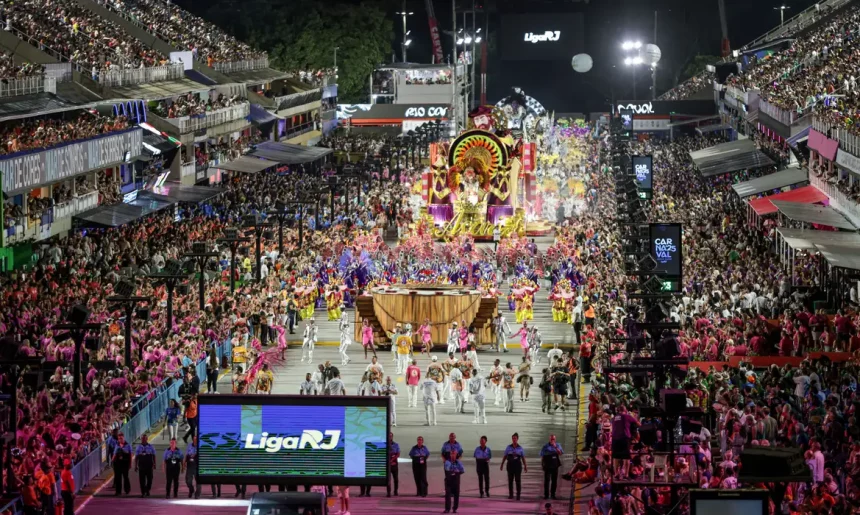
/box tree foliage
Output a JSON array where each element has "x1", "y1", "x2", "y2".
[
  {"x1": 682, "y1": 54, "x2": 720, "y2": 80},
  {"x1": 179, "y1": 0, "x2": 393, "y2": 103}
]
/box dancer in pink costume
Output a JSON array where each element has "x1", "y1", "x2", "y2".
[
  {"x1": 361, "y1": 319, "x2": 377, "y2": 359},
  {"x1": 511, "y1": 322, "x2": 530, "y2": 358},
  {"x1": 419, "y1": 319, "x2": 433, "y2": 356},
  {"x1": 458, "y1": 319, "x2": 469, "y2": 356},
  {"x1": 274, "y1": 324, "x2": 288, "y2": 359}
]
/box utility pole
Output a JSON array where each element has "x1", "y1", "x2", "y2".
[
  {"x1": 148, "y1": 259, "x2": 188, "y2": 333},
  {"x1": 216, "y1": 228, "x2": 251, "y2": 294},
  {"x1": 241, "y1": 216, "x2": 273, "y2": 283},
  {"x1": 106, "y1": 281, "x2": 149, "y2": 369},
  {"x1": 652, "y1": 10, "x2": 658, "y2": 100},
  {"x1": 52, "y1": 304, "x2": 101, "y2": 399},
  {"x1": 451, "y1": 0, "x2": 458, "y2": 134},
  {"x1": 182, "y1": 242, "x2": 219, "y2": 310}
]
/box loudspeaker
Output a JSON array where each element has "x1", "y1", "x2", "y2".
[
  {"x1": 84, "y1": 336, "x2": 100, "y2": 351},
  {"x1": 639, "y1": 423, "x2": 658, "y2": 446},
  {"x1": 738, "y1": 447, "x2": 810, "y2": 482},
  {"x1": 632, "y1": 372, "x2": 648, "y2": 389},
  {"x1": 660, "y1": 389, "x2": 687, "y2": 414},
  {"x1": 67, "y1": 304, "x2": 90, "y2": 326},
  {"x1": 21, "y1": 371, "x2": 41, "y2": 391},
  {"x1": 136, "y1": 308, "x2": 151, "y2": 322},
  {"x1": 177, "y1": 284, "x2": 190, "y2": 296}
]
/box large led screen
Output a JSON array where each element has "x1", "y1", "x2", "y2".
[
  {"x1": 198, "y1": 395, "x2": 389, "y2": 485},
  {"x1": 499, "y1": 13, "x2": 584, "y2": 61},
  {"x1": 650, "y1": 223, "x2": 683, "y2": 279}
]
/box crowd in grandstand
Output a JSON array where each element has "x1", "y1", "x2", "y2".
[
  {"x1": 107, "y1": 0, "x2": 266, "y2": 64},
  {"x1": 2, "y1": 0, "x2": 167, "y2": 72},
  {"x1": 0, "y1": 113, "x2": 130, "y2": 156},
  {"x1": 0, "y1": 52, "x2": 43, "y2": 79},
  {"x1": 152, "y1": 93, "x2": 244, "y2": 119},
  {"x1": 658, "y1": 71, "x2": 715, "y2": 101},
  {"x1": 318, "y1": 133, "x2": 393, "y2": 154}
]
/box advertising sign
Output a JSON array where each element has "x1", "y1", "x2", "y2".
[
  {"x1": 500, "y1": 13, "x2": 584, "y2": 61},
  {"x1": 0, "y1": 129, "x2": 143, "y2": 195},
  {"x1": 649, "y1": 223, "x2": 683, "y2": 288},
  {"x1": 620, "y1": 110, "x2": 634, "y2": 131},
  {"x1": 632, "y1": 155, "x2": 653, "y2": 199},
  {"x1": 198, "y1": 395, "x2": 389, "y2": 486}
]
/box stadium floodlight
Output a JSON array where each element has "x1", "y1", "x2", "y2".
[
  {"x1": 405, "y1": 39, "x2": 412, "y2": 46},
  {"x1": 457, "y1": 38, "x2": 464, "y2": 45},
  {"x1": 476, "y1": 28, "x2": 481, "y2": 33},
  {"x1": 634, "y1": 41, "x2": 642, "y2": 49},
  {"x1": 624, "y1": 57, "x2": 632, "y2": 66},
  {"x1": 475, "y1": 36, "x2": 482, "y2": 43},
  {"x1": 465, "y1": 36, "x2": 473, "y2": 44}
]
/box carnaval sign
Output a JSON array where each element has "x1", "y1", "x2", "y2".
[
  {"x1": 198, "y1": 394, "x2": 389, "y2": 486},
  {"x1": 617, "y1": 102, "x2": 654, "y2": 115},
  {"x1": 649, "y1": 223, "x2": 683, "y2": 280},
  {"x1": 523, "y1": 31, "x2": 561, "y2": 43}
]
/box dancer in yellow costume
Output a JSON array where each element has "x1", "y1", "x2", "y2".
[{"x1": 325, "y1": 284, "x2": 343, "y2": 321}]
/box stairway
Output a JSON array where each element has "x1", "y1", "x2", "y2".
[
  {"x1": 355, "y1": 295, "x2": 391, "y2": 348},
  {"x1": 472, "y1": 297, "x2": 498, "y2": 345}
]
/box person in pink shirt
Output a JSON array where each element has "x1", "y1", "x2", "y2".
[
  {"x1": 418, "y1": 319, "x2": 432, "y2": 356},
  {"x1": 511, "y1": 322, "x2": 530, "y2": 358},
  {"x1": 405, "y1": 359, "x2": 421, "y2": 407},
  {"x1": 458, "y1": 320, "x2": 469, "y2": 354},
  {"x1": 361, "y1": 319, "x2": 376, "y2": 359}
]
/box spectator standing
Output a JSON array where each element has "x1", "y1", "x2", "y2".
[{"x1": 60, "y1": 460, "x2": 74, "y2": 515}]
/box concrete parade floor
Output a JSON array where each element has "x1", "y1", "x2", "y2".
[{"x1": 76, "y1": 345, "x2": 586, "y2": 515}]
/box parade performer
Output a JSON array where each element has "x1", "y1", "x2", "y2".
[
  {"x1": 326, "y1": 285, "x2": 343, "y2": 321},
  {"x1": 396, "y1": 324, "x2": 413, "y2": 375},
  {"x1": 489, "y1": 360, "x2": 504, "y2": 406},
  {"x1": 418, "y1": 319, "x2": 433, "y2": 356},
  {"x1": 389, "y1": 323, "x2": 402, "y2": 364},
  {"x1": 511, "y1": 322, "x2": 530, "y2": 358},
  {"x1": 458, "y1": 319, "x2": 470, "y2": 356},
  {"x1": 274, "y1": 322, "x2": 287, "y2": 360},
  {"x1": 528, "y1": 326, "x2": 543, "y2": 364},
  {"x1": 427, "y1": 356, "x2": 446, "y2": 404},
  {"x1": 469, "y1": 371, "x2": 488, "y2": 424},
  {"x1": 302, "y1": 318, "x2": 318, "y2": 363},
  {"x1": 447, "y1": 322, "x2": 460, "y2": 356},
  {"x1": 450, "y1": 362, "x2": 466, "y2": 414},
  {"x1": 443, "y1": 353, "x2": 458, "y2": 401},
  {"x1": 339, "y1": 312, "x2": 352, "y2": 366},
  {"x1": 361, "y1": 319, "x2": 376, "y2": 359},
  {"x1": 381, "y1": 376, "x2": 398, "y2": 427},
  {"x1": 494, "y1": 312, "x2": 511, "y2": 353}
]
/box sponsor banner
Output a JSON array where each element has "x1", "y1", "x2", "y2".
[
  {"x1": 337, "y1": 104, "x2": 450, "y2": 121},
  {"x1": 615, "y1": 100, "x2": 716, "y2": 117},
  {"x1": 836, "y1": 149, "x2": 860, "y2": 175},
  {"x1": 633, "y1": 118, "x2": 670, "y2": 131},
  {"x1": 198, "y1": 395, "x2": 389, "y2": 486},
  {"x1": 0, "y1": 128, "x2": 143, "y2": 195},
  {"x1": 428, "y1": 17, "x2": 444, "y2": 64}
]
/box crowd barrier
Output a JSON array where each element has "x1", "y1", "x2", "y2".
[
  {"x1": 687, "y1": 351, "x2": 853, "y2": 372},
  {"x1": 56, "y1": 338, "x2": 233, "y2": 499}
]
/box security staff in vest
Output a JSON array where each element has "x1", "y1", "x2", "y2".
[
  {"x1": 163, "y1": 438, "x2": 183, "y2": 498},
  {"x1": 133, "y1": 434, "x2": 156, "y2": 497},
  {"x1": 408, "y1": 436, "x2": 430, "y2": 497},
  {"x1": 500, "y1": 432, "x2": 527, "y2": 500},
  {"x1": 540, "y1": 434, "x2": 564, "y2": 500},
  {"x1": 473, "y1": 436, "x2": 492, "y2": 498},
  {"x1": 111, "y1": 432, "x2": 132, "y2": 495},
  {"x1": 443, "y1": 452, "x2": 465, "y2": 513},
  {"x1": 185, "y1": 435, "x2": 200, "y2": 498},
  {"x1": 387, "y1": 432, "x2": 400, "y2": 497}
]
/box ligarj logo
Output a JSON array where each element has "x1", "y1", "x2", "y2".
[
  {"x1": 244, "y1": 430, "x2": 342, "y2": 452},
  {"x1": 524, "y1": 31, "x2": 561, "y2": 43}
]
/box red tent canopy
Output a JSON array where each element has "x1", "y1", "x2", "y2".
[{"x1": 748, "y1": 185, "x2": 828, "y2": 215}]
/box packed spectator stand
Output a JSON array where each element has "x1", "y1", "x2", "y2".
[
  {"x1": 0, "y1": 52, "x2": 43, "y2": 80},
  {"x1": 151, "y1": 92, "x2": 244, "y2": 119},
  {"x1": 2, "y1": 0, "x2": 168, "y2": 73},
  {"x1": 0, "y1": 113, "x2": 130, "y2": 156},
  {"x1": 106, "y1": 0, "x2": 266, "y2": 65}
]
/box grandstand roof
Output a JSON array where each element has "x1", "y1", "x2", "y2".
[
  {"x1": 689, "y1": 139, "x2": 776, "y2": 177},
  {"x1": 109, "y1": 78, "x2": 213, "y2": 101},
  {"x1": 731, "y1": 168, "x2": 808, "y2": 198},
  {"x1": 748, "y1": 185, "x2": 828, "y2": 215}
]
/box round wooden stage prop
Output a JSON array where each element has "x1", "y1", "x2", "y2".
[{"x1": 371, "y1": 286, "x2": 483, "y2": 345}]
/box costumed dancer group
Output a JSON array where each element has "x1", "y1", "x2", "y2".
[{"x1": 313, "y1": 311, "x2": 552, "y2": 429}]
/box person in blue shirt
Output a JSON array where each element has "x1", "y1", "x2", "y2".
[
  {"x1": 111, "y1": 432, "x2": 132, "y2": 496},
  {"x1": 500, "y1": 432, "x2": 527, "y2": 500},
  {"x1": 387, "y1": 432, "x2": 400, "y2": 497},
  {"x1": 133, "y1": 434, "x2": 156, "y2": 497},
  {"x1": 162, "y1": 438, "x2": 183, "y2": 498},
  {"x1": 443, "y1": 453, "x2": 465, "y2": 513},
  {"x1": 441, "y1": 433, "x2": 463, "y2": 462},
  {"x1": 540, "y1": 434, "x2": 564, "y2": 500},
  {"x1": 165, "y1": 399, "x2": 181, "y2": 441},
  {"x1": 408, "y1": 436, "x2": 430, "y2": 497},
  {"x1": 185, "y1": 436, "x2": 200, "y2": 499},
  {"x1": 473, "y1": 436, "x2": 492, "y2": 498}
]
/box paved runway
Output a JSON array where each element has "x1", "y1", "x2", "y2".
[{"x1": 77, "y1": 345, "x2": 583, "y2": 515}]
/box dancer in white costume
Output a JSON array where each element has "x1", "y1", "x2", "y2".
[
  {"x1": 446, "y1": 322, "x2": 460, "y2": 355},
  {"x1": 494, "y1": 313, "x2": 511, "y2": 352},
  {"x1": 302, "y1": 318, "x2": 318, "y2": 363},
  {"x1": 469, "y1": 372, "x2": 488, "y2": 424},
  {"x1": 421, "y1": 378, "x2": 438, "y2": 426},
  {"x1": 381, "y1": 376, "x2": 398, "y2": 426},
  {"x1": 338, "y1": 312, "x2": 352, "y2": 365}
]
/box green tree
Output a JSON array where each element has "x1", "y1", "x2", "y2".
[
  {"x1": 682, "y1": 54, "x2": 720, "y2": 80},
  {"x1": 179, "y1": 0, "x2": 393, "y2": 102}
]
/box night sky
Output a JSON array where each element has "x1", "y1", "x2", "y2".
[{"x1": 389, "y1": 0, "x2": 819, "y2": 113}]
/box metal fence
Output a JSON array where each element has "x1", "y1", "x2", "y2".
[
  {"x1": 212, "y1": 57, "x2": 269, "y2": 74},
  {"x1": 62, "y1": 338, "x2": 233, "y2": 496},
  {"x1": 0, "y1": 76, "x2": 55, "y2": 98},
  {"x1": 98, "y1": 63, "x2": 185, "y2": 87},
  {"x1": 167, "y1": 103, "x2": 250, "y2": 133}
]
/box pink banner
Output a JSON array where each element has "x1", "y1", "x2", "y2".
[
  {"x1": 808, "y1": 128, "x2": 838, "y2": 161},
  {"x1": 427, "y1": 18, "x2": 444, "y2": 65}
]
